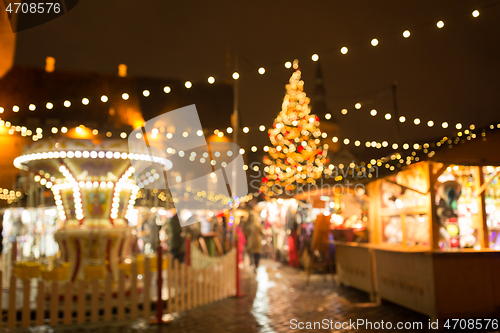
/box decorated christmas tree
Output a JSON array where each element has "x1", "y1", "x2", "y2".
[{"x1": 261, "y1": 60, "x2": 327, "y2": 196}]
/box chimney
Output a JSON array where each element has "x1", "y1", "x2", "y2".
[
  {"x1": 118, "y1": 64, "x2": 127, "y2": 77},
  {"x1": 45, "y1": 57, "x2": 55, "y2": 72}
]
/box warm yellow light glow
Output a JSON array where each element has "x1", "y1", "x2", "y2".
[
  {"x1": 101, "y1": 95, "x2": 108, "y2": 102},
  {"x1": 51, "y1": 127, "x2": 58, "y2": 134},
  {"x1": 164, "y1": 86, "x2": 171, "y2": 93},
  {"x1": 371, "y1": 38, "x2": 379, "y2": 46},
  {"x1": 341, "y1": 109, "x2": 348, "y2": 115},
  {"x1": 403, "y1": 30, "x2": 411, "y2": 38},
  {"x1": 326, "y1": 113, "x2": 332, "y2": 119},
  {"x1": 399, "y1": 116, "x2": 406, "y2": 123},
  {"x1": 208, "y1": 76, "x2": 215, "y2": 84},
  {"x1": 46, "y1": 102, "x2": 53, "y2": 109},
  {"x1": 437, "y1": 20, "x2": 444, "y2": 28},
  {"x1": 355, "y1": 103, "x2": 362, "y2": 109},
  {"x1": 414, "y1": 118, "x2": 421, "y2": 125},
  {"x1": 392, "y1": 143, "x2": 398, "y2": 149},
  {"x1": 341, "y1": 46, "x2": 348, "y2": 54},
  {"x1": 0, "y1": 107, "x2": 3, "y2": 113},
  {"x1": 122, "y1": 93, "x2": 129, "y2": 100},
  {"x1": 456, "y1": 123, "x2": 462, "y2": 130},
  {"x1": 92, "y1": 129, "x2": 98, "y2": 135},
  {"x1": 61, "y1": 127, "x2": 68, "y2": 133},
  {"x1": 76, "y1": 126, "x2": 83, "y2": 134},
  {"x1": 472, "y1": 10, "x2": 480, "y2": 17},
  {"x1": 232, "y1": 72, "x2": 239, "y2": 80},
  {"x1": 82, "y1": 98, "x2": 89, "y2": 105},
  {"x1": 427, "y1": 120, "x2": 434, "y2": 127},
  {"x1": 63, "y1": 100, "x2": 71, "y2": 107},
  {"x1": 106, "y1": 132, "x2": 112, "y2": 137},
  {"x1": 344, "y1": 138, "x2": 350, "y2": 145},
  {"x1": 442, "y1": 122, "x2": 448, "y2": 128},
  {"x1": 311, "y1": 54, "x2": 319, "y2": 61},
  {"x1": 185, "y1": 81, "x2": 192, "y2": 88},
  {"x1": 251, "y1": 146, "x2": 257, "y2": 152},
  {"x1": 227, "y1": 127, "x2": 233, "y2": 133},
  {"x1": 258, "y1": 67, "x2": 265, "y2": 75},
  {"x1": 370, "y1": 109, "x2": 377, "y2": 116},
  {"x1": 355, "y1": 140, "x2": 361, "y2": 146},
  {"x1": 142, "y1": 90, "x2": 150, "y2": 97},
  {"x1": 120, "y1": 132, "x2": 127, "y2": 138},
  {"x1": 284, "y1": 61, "x2": 292, "y2": 68},
  {"x1": 332, "y1": 136, "x2": 338, "y2": 143},
  {"x1": 385, "y1": 113, "x2": 392, "y2": 120},
  {"x1": 243, "y1": 127, "x2": 249, "y2": 133}
]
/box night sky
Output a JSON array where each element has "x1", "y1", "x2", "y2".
[{"x1": 12, "y1": 0, "x2": 500, "y2": 156}]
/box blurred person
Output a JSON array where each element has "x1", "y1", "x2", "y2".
[
  {"x1": 245, "y1": 198, "x2": 264, "y2": 273},
  {"x1": 169, "y1": 213, "x2": 183, "y2": 262}
]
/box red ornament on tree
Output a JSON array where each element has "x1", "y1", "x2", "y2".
[{"x1": 297, "y1": 145, "x2": 304, "y2": 153}]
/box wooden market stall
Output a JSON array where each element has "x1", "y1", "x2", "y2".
[{"x1": 335, "y1": 128, "x2": 500, "y2": 320}]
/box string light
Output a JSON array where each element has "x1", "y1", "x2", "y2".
[
  {"x1": 232, "y1": 72, "x2": 239, "y2": 80},
  {"x1": 427, "y1": 120, "x2": 434, "y2": 127},
  {"x1": 436, "y1": 20, "x2": 444, "y2": 28},
  {"x1": 311, "y1": 54, "x2": 319, "y2": 61},
  {"x1": 385, "y1": 113, "x2": 391, "y2": 120},
  {"x1": 472, "y1": 10, "x2": 480, "y2": 17},
  {"x1": 403, "y1": 30, "x2": 411, "y2": 38},
  {"x1": 82, "y1": 98, "x2": 89, "y2": 105},
  {"x1": 258, "y1": 67, "x2": 265, "y2": 75},
  {"x1": 163, "y1": 86, "x2": 171, "y2": 93},
  {"x1": 208, "y1": 76, "x2": 215, "y2": 84},
  {"x1": 243, "y1": 127, "x2": 249, "y2": 133},
  {"x1": 370, "y1": 109, "x2": 377, "y2": 116},
  {"x1": 100, "y1": 95, "x2": 108, "y2": 102},
  {"x1": 142, "y1": 90, "x2": 150, "y2": 97},
  {"x1": 414, "y1": 118, "x2": 421, "y2": 125},
  {"x1": 185, "y1": 81, "x2": 192, "y2": 88},
  {"x1": 227, "y1": 127, "x2": 233, "y2": 134},
  {"x1": 371, "y1": 38, "x2": 379, "y2": 46},
  {"x1": 325, "y1": 113, "x2": 332, "y2": 119},
  {"x1": 284, "y1": 61, "x2": 292, "y2": 69},
  {"x1": 442, "y1": 122, "x2": 448, "y2": 128},
  {"x1": 456, "y1": 123, "x2": 462, "y2": 130},
  {"x1": 399, "y1": 116, "x2": 406, "y2": 123},
  {"x1": 46, "y1": 102, "x2": 53, "y2": 109},
  {"x1": 355, "y1": 103, "x2": 362, "y2": 109},
  {"x1": 341, "y1": 109, "x2": 348, "y2": 115},
  {"x1": 63, "y1": 100, "x2": 71, "y2": 107},
  {"x1": 12, "y1": 105, "x2": 19, "y2": 112},
  {"x1": 340, "y1": 47, "x2": 348, "y2": 54}
]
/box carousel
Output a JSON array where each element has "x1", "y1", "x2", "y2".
[{"x1": 13, "y1": 136, "x2": 171, "y2": 281}]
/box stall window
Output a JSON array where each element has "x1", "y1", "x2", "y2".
[
  {"x1": 483, "y1": 166, "x2": 500, "y2": 249},
  {"x1": 405, "y1": 214, "x2": 429, "y2": 246},
  {"x1": 382, "y1": 216, "x2": 402, "y2": 245},
  {"x1": 436, "y1": 165, "x2": 479, "y2": 249}
]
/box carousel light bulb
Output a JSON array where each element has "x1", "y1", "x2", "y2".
[
  {"x1": 325, "y1": 113, "x2": 332, "y2": 119},
  {"x1": 311, "y1": 54, "x2": 319, "y2": 61},
  {"x1": 29, "y1": 104, "x2": 36, "y2": 111},
  {"x1": 100, "y1": 95, "x2": 108, "y2": 102},
  {"x1": 385, "y1": 113, "x2": 392, "y2": 120},
  {"x1": 120, "y1": 132, "x2": 127, "y2": 139},
  {"x1": 403, "y1": 30, "x2": 411, "y2": 38},
  {"x1": 370, "y1": 109, "x2": 377, "y2": 116},
  {"x1": 142, "y1": 90, "x2": 150, "y2": 97},
  {"x1": 399, "y1": 116, "x2": 406, "y2": 123},
  {"x1": 46, "y1": 102, "x2": 53, "y2": 109},
  {"x1": 196, "y1": 130, "x2": 203, "y2": 136},
  {"x1": 341, "y1": 109, "x2": 348, "y2": 115},
  {"x1": 371, "y1": 38, "x2": 379, "y2": 46},
  {"x1": 63, "y1": 100, "x2": 71, "y2": 107},
  {"x1": 284, "y1": 61, "x2": 292, "y2": 68},
  {"x1": 51, "y1": 127, "x2": 58, "y2": 134},
  {"x1": 258, "y1": 67, "x2": 265, "y2": 75},
  {"x1": 259, "y1": 125, "x2": 265, "y2": 131},
  {"x1": 164, "y1": 86, "x2": 171, "y2": 93},
  {"x1": 344, "y1": 138, "x2": 350, "y2": 145},
  {"x1": 122, "y1": 93, "x2": 129, "y2": 100},
  {"x1": 232, "y1": 72, "x2": 239, "y2": 80},
  {"x1": 243, "y1": 127, "x2": 249, "y2": 133},
  {"x1": 427, "y1": 120, "x2": 434, "y2": 127},
  {"x1": 82, "y1": 98, "x2": 89, "y2": 105},
  {"x1": 208, "y1": 76, "x2": 215, "y2": 84},
  {"x1": 472, "y1": 10, "x2": 480, "y2": 17},
  {"x1": 341, "y1": 46, "x2": 348, "y2": 54},
  {"x1": 436, "y1": 20, "x2": 444, "y2": 28},
  {"x1": 414, "y1": 118, "x2": 421, "y2": 125},
  {"x1": 226, "y1": 127, "x2": 233, "y2": 134}
]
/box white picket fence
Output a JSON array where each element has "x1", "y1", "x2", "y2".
[{"x1": 0, "y1": 244, "x2": 236, "y2": 329}]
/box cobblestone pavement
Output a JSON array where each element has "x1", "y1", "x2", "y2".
[{"x1": 13, "y1": 259, "x2": 500, "y2": 333}]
